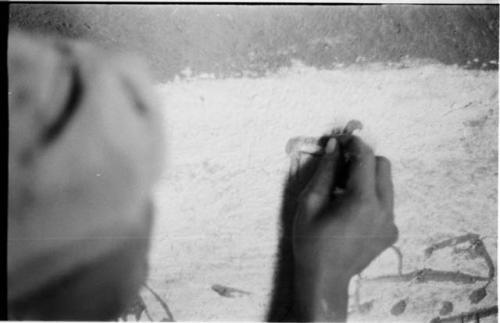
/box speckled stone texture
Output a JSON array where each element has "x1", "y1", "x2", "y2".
[
  {"x1": 146, "y1": 63, "x2": 497, "y2": 321},
  {"x1": 8, "y1": 4, "x2": 498, "y2": 322}
]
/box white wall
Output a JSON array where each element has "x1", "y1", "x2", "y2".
[{"x1": 144, "y1": 62, "x2": 498, "y2": 321}]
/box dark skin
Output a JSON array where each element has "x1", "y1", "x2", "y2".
[
  {"x1": 8, "y1": 134, "x2": 396, "y2": 322},
  {"x1": 293, "y1": 135, "x2": 398, "y2": 322},
  {"x1": 9, "y1": 32, "x2": 397, "y2": 321}
]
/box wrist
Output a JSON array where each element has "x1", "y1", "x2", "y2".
[{"x1": 294, "y1": 263, "x2": 352, "y2": 322}]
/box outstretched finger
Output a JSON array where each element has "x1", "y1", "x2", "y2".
[
  {"x1": 340, "y1": 135, "x2": 376, "y2": 199},
  {"x1": 301, "y1": 137, "x2": 340, "y2": 216},
  {"x1": 375, "y1": 156, "x2": 394, "y2": 212}
]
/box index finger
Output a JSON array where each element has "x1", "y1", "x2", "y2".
[
  {"x1": 339, "y1": 135, "x2": 376, "y2": 199},
  {"x1": 301, "y1": 137, "x2": 340, "y2": 216}
]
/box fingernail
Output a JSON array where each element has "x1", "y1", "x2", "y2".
[{"x1": 325, "y1": 137, "x2": 337, "y2": 154}]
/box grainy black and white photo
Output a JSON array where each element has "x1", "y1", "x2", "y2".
[{"x1": 7, "y1": 3, "x2": 498, "y2": 322}]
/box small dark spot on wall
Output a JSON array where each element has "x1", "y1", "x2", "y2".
[{"x1": 463, "y1": 115, "x2": 488, "y2": 128}]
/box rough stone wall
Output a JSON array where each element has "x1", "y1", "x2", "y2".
[
  {"x1": 9, "y1": 4, "x2": 499, "y2": 81},
  {"x1": 8, "y1": 4, "x2": 499, "y2": 322},
  {"x1": 147, "y1": 64, "x2": 497, "y2": 321}
]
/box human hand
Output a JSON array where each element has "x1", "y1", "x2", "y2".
[{"x1": 293, "y1": 135, "x2": 398, "y2": 321}]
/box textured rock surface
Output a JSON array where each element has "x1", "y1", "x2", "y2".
[
  {"x1": 8, "y1": 4, "x2": 498, "y2": 321},
  {"x1": 10, "y1": 5, "x2": 498, "y2": 81},
  {"x1": 143, "y1": 63, "x2": 497, "y2": 321}
]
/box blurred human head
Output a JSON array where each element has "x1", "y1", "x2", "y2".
[{"x1": 8, "y1": 31, "x2": 164, "y2": 319}]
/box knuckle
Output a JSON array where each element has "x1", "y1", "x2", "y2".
[
  {"x1": 346, "y1": 136, "x2": 373, "y2": 156},
  {"x1": 352, "y1": 190, "x2": 378, "y2": 206},
  {"x1": 372, "y1": 198, "x2": 393, "y2": 217},
  {"x1": 376, "y1": 155, "x2": 391, "y2": 168},
  {"x1": 298, "y1": 191, "x2": 320, "y2": 212},
  {"x1": 304, "y1": 193, "x2": 322, "y2": 212},
  {"x1": 380, "y1": 206, "x2": 394, "y2": 219},
  {"x1": 363, "y1": 144, "x2": 375, "y2": 157}
]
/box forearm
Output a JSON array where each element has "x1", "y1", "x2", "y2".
[{"x1": 294, "y1": 264, "x2": 351, "y2": 322}]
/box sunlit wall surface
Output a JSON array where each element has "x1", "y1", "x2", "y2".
[{"x1": 9, "y1": 4, "x2": 498, "y2": 322}]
